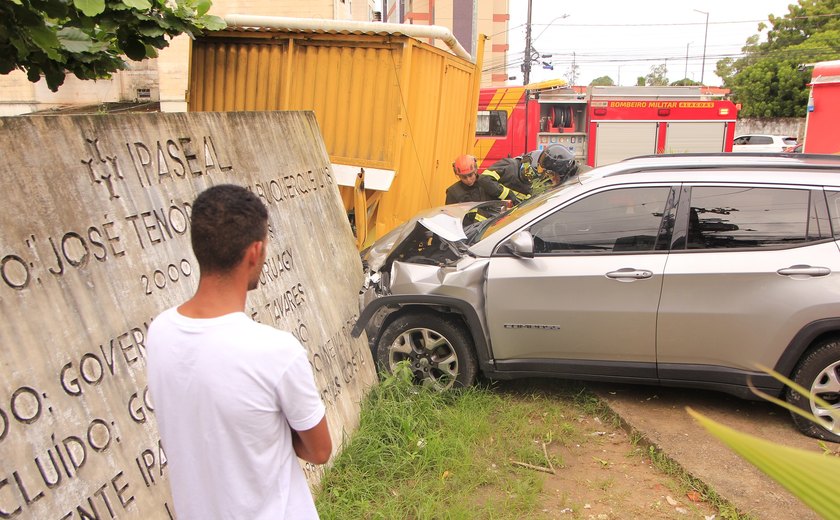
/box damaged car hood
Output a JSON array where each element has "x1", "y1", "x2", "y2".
[{"x1": 361, "y1": 200, "x2": 506, "y2": 273}]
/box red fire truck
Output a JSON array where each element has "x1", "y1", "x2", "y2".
[
  {"x1": 474, "y1": 81, "x2": 738, "y2": 169},
  {"x1": 803, "y1": 60, "x2": 840, "y2": 154}
]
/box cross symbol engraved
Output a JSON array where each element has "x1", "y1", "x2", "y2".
[{"x1": 81, "y1": 137, "x2": 125, "y2": 199}]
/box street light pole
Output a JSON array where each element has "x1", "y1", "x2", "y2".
[
  {"x1": 523, "y1": 1, "x2": 568, "y2": 85},
  {"x1": 693, "y1": 9, "x2": 709, "y2": 85}
]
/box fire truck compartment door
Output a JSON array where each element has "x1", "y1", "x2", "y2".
[
  {"x1": 663, "y1": 122, "x2": 727, "y2": 154},
  {"x1": 594, "y1": 122, "x2": 658, "y2": 167}
]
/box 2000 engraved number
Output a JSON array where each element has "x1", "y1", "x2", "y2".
[{"x1": 142, "y1": 259, "x2": 192, "y2": 295}]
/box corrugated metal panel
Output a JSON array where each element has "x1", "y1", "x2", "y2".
[
  {"x1": 190, "y1": 38, "x2": 289, "y2": 112},
  {"x1": 286, "y1": 41, "x2": 399, "y2": 167},
  {"x1": 191, "y1": 33, "x2": 400, "y2": 170},
  {"x1": 189, "y1": 30, "x2": 481, "y2": 243},
  {"x1": 373, "y1": 39, "x2": 478, "y2": 237}
]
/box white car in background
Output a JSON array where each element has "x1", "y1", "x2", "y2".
[{"x1": 732, "y1": 134, "x2": 798, "y2": 153}]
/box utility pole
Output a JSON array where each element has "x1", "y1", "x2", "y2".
[
  {"x1": 523, "y1": 0, "x2": 534, "y2": 85},
  {"x1": 693, "y1": 9, "x2": 709, "y2": 85},
  {"x1": 684, "y1": 42, "x2": 690, "y2": 80}
]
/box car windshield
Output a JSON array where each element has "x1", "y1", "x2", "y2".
[{"x1": 470, "y1": 175, "x2": 583, "y2": 242}]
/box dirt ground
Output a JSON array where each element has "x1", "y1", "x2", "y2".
[
  {"x1": 589, "y1": 382, "x2": 826, "y2": 520},
  {"x1": 495, "y1": 379, "x2": 832, "y2": 519},
  {"x1": 528, "y1": 415, "x2": 719, "y2": 519}
]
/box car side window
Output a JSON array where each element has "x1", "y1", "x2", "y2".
[
  {"x1": 824, "y1": 190, "x2": 840, "y2": 239},
  {"x1": 530, "y1": 187, "x2": 672, "y2": 254},
  {"x1": 752, "y1": 136, "x2": 773, "y2": 145},
  {"x1": 733, "y1": 136, "x2": 747, "y2": 145},
  {"x1": 685, "y1": 187, "x2": 822, "y2": 249}
]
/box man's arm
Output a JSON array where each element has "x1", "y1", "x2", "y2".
[
  {"x1": 292, "y1": 416, "x2": 332, "y2": 465},
  {"x1": 477, "y1": 172, "x2": 505, "y2": 200}
]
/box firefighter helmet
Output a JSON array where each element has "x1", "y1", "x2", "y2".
[
  {"x1": 452, "y1": 154, "x2": 478, "y2": 176},
  {"x1": 537, "y1": 144, "x2": 578, "y2": 183}
]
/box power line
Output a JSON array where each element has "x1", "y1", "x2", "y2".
[
  {"x1": 482, "y1": 45, "x2": 840, "y2": 74},
  {"x1": 525, "y1": 12, "x2": 840, "y2": 29}
]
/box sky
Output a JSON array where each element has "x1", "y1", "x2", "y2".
[{"x1": 501, "y1": 0, "x2": 798, "y2": 87}]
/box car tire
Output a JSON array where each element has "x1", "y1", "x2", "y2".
[
  {"x1": 786, "y1": 339, "x2": 840, "y2": 442},
  {"x1": 376, "y1": 310, "x2": 477, "y2": 390}
]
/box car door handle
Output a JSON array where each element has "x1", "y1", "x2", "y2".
[
  {"x1": 606, "y1": 268, "x2": 653, "y2": 280},
  {"x1": 777, "y1": 265, "x2": 831, "y2": 277}
]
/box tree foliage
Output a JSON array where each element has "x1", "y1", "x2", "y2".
[
  {"x1": 589, "y1": 75, "x2": 614, "y2": 86},
  {"x1": 0, "y1": 0, "x2": 225, "y2": 91},
  {"x1": 721, "y1": 0, "x2": 840, "y2": 117},
  {"x1": 671, "y1": 78, "x2": 702, "y2": 86},
  {"x1": 644, "y1": 63, "x2": 669, "y2": 86}
]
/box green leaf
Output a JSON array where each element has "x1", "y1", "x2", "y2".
[
  {"x1": 199, "y1": 15, "x2": 226, "y2": 31},
  {"x1": 57, "y1": 27, "x2": 96, "y2": 54},
  {"x1": 74, "y1": 0, "x2": 106, "y2": 16},
  {"x1": 37, "y1": 0, "x2": 70, "y2": 18},
  {"x1": 26, "y1": 66, "x2": 41, "y2": 83},
  {"x1": 121, "y1": 0, "x2": 153, "y2": 9},
  {"x1": 688, "y1": 408, "x2": 840, "y2": 519},
  {"x1": 43, "y1": 64, "x2": 67, "y2": 91},
  {"x1": 122, "y1": 37, "x2": 147, "y2": 61},
  {"x1": 26, "y1": 24, "x2": 62, "y2": 60},
  {"x1": 138, "y1": 24, "x2": 166, "y2": 37},
  {"x1": 195, "y1": 0, "x2": 211, "y2": 16},
  {"x1": 0, "y1": 56, "x2": 15, "y2": 74}
]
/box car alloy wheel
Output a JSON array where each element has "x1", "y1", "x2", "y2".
[
  {"x1": 787, "y1": 339, "x2": 840, "y2": 442},
  {"x1": 376, "y1": 311, "x2": 477, "y2": 390}
]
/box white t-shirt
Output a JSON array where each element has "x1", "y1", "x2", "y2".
[{"x1": 146, "y1": 308, "x2": 326, "y2": 520}]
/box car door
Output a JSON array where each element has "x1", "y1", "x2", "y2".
[
  {"x1": 485, "y1": 185, "x2": 675, "y2": 379},
  {"x1": 657, "y1": 184, "x2": 840, "y2": 386}
]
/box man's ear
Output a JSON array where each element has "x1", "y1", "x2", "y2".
[{"x1": 247, "y1": 240, "x2": 264, "y2": 266}]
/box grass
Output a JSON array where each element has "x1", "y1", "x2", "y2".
[
  {"x1": 315, "y1": 372, "x2": 551, "y2": 519},
  {"x1": 315, "y1": 371, "x2": 748, "y2": 519}
]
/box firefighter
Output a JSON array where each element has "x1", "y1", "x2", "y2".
[
  {"x1": 480, "y1": 153, "x2": 537, "y2": 205},
  {"x1": 445, "y1": 154, "x2": 494, "y2": 204},
  {"x1": 536, "y1": 143, "x2": 587, "y2": 186}
]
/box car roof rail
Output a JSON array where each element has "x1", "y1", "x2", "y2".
[{"x1": 593, "y1": 152, "x2": 840, "y2": 178}]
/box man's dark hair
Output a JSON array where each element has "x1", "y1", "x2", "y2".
[{"x1": 190, "y1": 184, "x2": 268, "y2": 273}]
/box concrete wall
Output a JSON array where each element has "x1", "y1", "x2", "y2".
[
  {"x1": 0, "y1": 111, "x2": 376, "y2": 518},
  {"x1": 735, "y1": 117, "x2": 806, "y2": 140}
]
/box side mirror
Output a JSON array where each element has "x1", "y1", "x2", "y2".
[{"x1": 502, "y1": 230, "x2": 534, "y2": 258}]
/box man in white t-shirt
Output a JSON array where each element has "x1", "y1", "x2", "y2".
[{"x1": 146, "y1": 184, "x2": 331, "y2": 519}]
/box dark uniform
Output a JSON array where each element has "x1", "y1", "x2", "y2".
[
  {"x1": 480, "y1": 154, "x2": 540, "y2": 204},
  {"x1": 445, "y1": 179, "x2": 494, "y2": 205}
]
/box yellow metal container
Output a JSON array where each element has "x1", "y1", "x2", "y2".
[{"x1": 189, "y1": 25, "x2": 483, "y2": 247}]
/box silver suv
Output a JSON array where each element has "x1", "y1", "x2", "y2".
[{"x1": 352, "y1": 153, "x2": 840, "y2": 442}]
